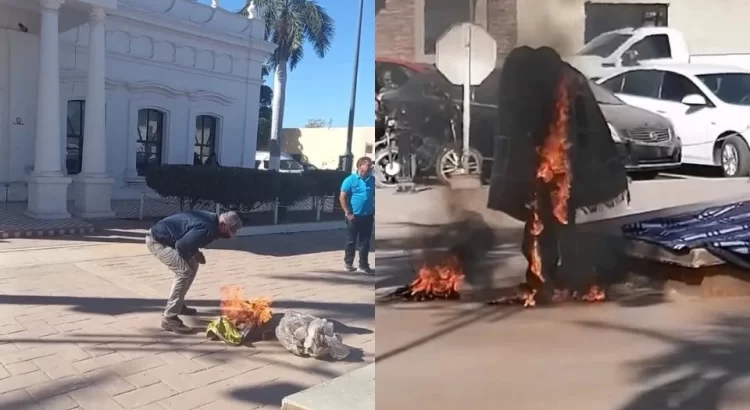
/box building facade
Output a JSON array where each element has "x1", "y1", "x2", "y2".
[
  {"x1": 282, "y1": 126, "x2": 375, "y2": 170},
  {"x1": 0, "y1": 0, "x2": 274, "y2": 219},
  {"x1": 377, "y1": 0, "x2": 750, "y2": 65}
]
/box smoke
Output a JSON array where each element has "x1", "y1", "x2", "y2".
[{"x1": 516, "y1": 0, "x2": 585, "y2": 55}]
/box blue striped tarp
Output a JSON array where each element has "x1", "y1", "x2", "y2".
[{"x1": 621, "y1": 201, "x2": 750, "y2": 269}]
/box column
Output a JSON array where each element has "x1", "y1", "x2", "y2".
[
  {"x1": 73, "y1": 7, "x2": 115, "y2": 218},
  {"x1": 26, "y1": 0, "x2": 71, "y2": 219}
]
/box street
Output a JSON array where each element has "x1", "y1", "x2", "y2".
[
  {"x1": 375, "y1": 177, "x2": 750, "y2": 410},
  {"x1": 0, "y1": 230, "x2": 374, "y2": 409}
]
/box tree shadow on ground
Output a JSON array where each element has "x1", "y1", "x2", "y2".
[
  {"x1": 209, "y1": 229, "x2": 353, "y2": 257},
  {"x1": 577, "y1": 314, "x2": 750, "y2": 410},
  {"x1": 0, "y1": 294, "x2": 373, "y2": 322},
  {"x1": 228, "y1": 381, "x2": 308, "y2": 407}
]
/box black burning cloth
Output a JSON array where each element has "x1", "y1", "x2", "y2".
[{"x1": 487, "y1": 46, "x2": 629, "y2": 295}]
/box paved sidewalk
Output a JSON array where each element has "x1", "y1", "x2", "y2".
[{"x1": 0, "y1": 230, "x2": 374, "y2": 409}]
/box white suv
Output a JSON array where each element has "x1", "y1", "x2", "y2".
[
  {"x1": 598, "y1": 64, "x2": 750, "y2": 177},
  {"x1": 254, "y1": 151, "x2": 305, "y2": 174}
]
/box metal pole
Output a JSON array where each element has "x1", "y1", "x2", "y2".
[
  {"x1": 462, "y1": 23, "x2": 472, "y2": 171},
  {"x1": 343, "y1": 0, "x2": 364, "y2": 173}
]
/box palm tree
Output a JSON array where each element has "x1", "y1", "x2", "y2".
[{"x1": 242, "y1": 0, "x2": 334, "y2": 170}]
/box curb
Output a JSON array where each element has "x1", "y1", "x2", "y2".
[
  {"x1": 281, "y1": 363, "x2": 375, "y2": 410},
  {"x1": 1, "y1": 226, "x2": 96, "y2": 239},
  {"x1": 237, "y1": 221, "x2": 345, "y2": 236}
]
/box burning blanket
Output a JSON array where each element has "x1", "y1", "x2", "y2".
[
  {"x1": 486, "y1": 46, "x2": 629, "y2": 305},
  {"x1": 275, "y1": 310, "x2": 350, "y2": 360},
  {"x1": 622, "y1": 201, "x2": 750, "y2": 270}
]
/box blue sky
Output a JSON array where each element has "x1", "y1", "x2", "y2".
[{"x1": 199, "y1": 0, "x2": 375, "y2": 128}]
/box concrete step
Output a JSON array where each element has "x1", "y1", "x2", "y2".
[{"x1": 281, "y1": 364, "x2": 374, "y2": 410}]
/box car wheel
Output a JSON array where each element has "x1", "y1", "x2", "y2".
[
  {"x1": 435, "y1": 147, "x2": 483, "y2": 185},
  {"x1": 374, "y1": 147, "x2": 401, "y2": 188},
  {"x1": 720, "y1": 135, "x2": 750, "y2": 177}
]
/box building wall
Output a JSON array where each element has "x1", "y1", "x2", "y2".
[
  {"x1": 375, "y1": 0, "x2": 415, "y2": 60},
  {"x1": 376, "y1": 0, "x2": 517, "y2": 66},
  {"x1": 517, "y1": 0, "x2": 750, "y2": 55},
  {"x1": 281, "y1": 127, "x2": 375, "y2": 170},
  {"x1": 0, "y1": 0, "x2": 272, "y2": 201}
]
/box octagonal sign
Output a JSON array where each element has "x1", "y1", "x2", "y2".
[{"x1": 435, "y1": 23, "x2": 497, "y2": 86}]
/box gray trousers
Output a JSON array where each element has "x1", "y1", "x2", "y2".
[{"x1": 145, "y1": 234, "x2": 199, "y2": 318}]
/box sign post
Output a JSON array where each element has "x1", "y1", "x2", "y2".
[{"x1": 435, "y1": 23, "x2": 497, "y2": 173}]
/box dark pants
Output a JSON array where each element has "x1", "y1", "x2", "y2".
[{"x1": 345, "y1": 214, "x2": 374, "y2": 268}]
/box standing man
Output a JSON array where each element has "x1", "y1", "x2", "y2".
[
  {"x1": 146, "y1": 210, "x2": 243, "y2": 333},
  {"x1": 340, "y1": 157, "x2": 375, "y2": 274}
]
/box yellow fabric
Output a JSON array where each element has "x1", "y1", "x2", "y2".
[{"x1": 205, "y1": 317, "x2": 243, "y2": 346}]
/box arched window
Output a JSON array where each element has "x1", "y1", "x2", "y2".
[
  {"x1": 66, "y1": 100, "x2": 85, "y2": 174},
  {"x1": 136, "y1": 109, "x2": 165, "y2": 176},
  {"x1": 194, "y1": 115, "x2": 218, "y2": 165}
]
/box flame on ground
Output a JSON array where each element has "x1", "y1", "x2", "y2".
[
  {"x1": 219, "y1": 285, "x2": 272, "y2": 329},
  {"x1": 392, "y1": 254, "x2": 465, "y2": 301}
]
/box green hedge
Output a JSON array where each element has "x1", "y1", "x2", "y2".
[{"x1": 144, "y1": 165, "x2": 348, "y2": 212}]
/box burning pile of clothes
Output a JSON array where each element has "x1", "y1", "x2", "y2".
[
  {"x1": 206, "y1": 285, "x2": 273, "y2": 346},
  {"x1": 206, "y1": 285, "x2": 351, "y2": 360}
]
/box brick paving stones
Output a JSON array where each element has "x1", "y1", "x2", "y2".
[{"x1": 0, "y1": 230, "x2": 373, "y2": 409}]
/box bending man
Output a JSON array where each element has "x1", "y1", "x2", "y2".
[{"x1": 146, "y1": 210, "x2": 243, "y2": 333}]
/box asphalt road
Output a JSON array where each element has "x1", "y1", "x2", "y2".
[{"x1": 375, "y1": 177, "x2": 750, "y2": 410}]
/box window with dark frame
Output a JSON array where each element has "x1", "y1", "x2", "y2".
[
  {"x1": 621, "y1": 70, "x2": 663, "y2": 98},
  {"x1": 194, "y1": 115, "x2": 218, "y2": 165},
  {"x1": 136, "y1": 109, "x2": 164, "y2": 176},
  {"x1": 627, "y1": 34, "x2": 672, "y2": 61},
  {"x1": 660, "y1": 71, "x2": 704, "y2": 102},
  {"x1": 66, "y1": 100, "x2": 85, "y2": 175},
  {"x1": 423, "y1": 0, "x2": 471, "y2": 55}
]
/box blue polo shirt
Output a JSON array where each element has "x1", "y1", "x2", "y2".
[{"x1": 341, "y1": 172, "x2": 375, "y2": 216}]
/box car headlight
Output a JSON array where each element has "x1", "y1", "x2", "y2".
[{"x1": 607, "y1": 122, "x2": 622, "y2": 142}]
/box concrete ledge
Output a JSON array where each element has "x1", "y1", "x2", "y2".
[
  {"x1": 628, "y1": 257, "x2": 750, "y2": 298},
  {"x1": 1, "y1": 226, "x2": 95, "y2": 239},
  {"x1": 281, "y1": 364, "x2": 374, "y2": 410},
  {"x1": 237, "y1": 221, "x2": 345, "y2": 236}
]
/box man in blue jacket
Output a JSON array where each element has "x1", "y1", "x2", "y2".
[
  {"x1": 146, "y1": 210, "x2": 243, "y2": 333},
  {"x1": 339, "y1": 157, "x2": 375, "y2": 274}
]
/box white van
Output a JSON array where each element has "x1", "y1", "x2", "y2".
[{"x1": 254, "y1": 151, "x2": 304, "y2": 173}]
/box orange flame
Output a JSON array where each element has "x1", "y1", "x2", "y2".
[
  {"x1": 537, "y1": 77, "x2": 572, "y2": 225},
  {"x1": 219, "y1": 285, "x2": 272, "y2": 329},
  {"x1": 408, "y1": 255, "x2": 464, "y2": 297},
  {"x1": 523, "y1": 75, "x2": 573, "y2": 306}
]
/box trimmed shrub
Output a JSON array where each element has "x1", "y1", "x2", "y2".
[{"x1": 145, "y1": 165, "x2": 347, "y2": 213}]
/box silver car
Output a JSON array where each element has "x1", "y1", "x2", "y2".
[{"x1": 591, "y1": 81, "x2": 682, "y2": 177}]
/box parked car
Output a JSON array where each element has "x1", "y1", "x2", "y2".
[
  {"x1": 598, "y1": 64, "x2": 750, "y2": 177},
  {"x1": 567, "y1": 26, "x2": 750, "y2": 80},
  {"x1": 590, "y1": 81, "x2": 681, "y2": 177},
  {"x1": 254, "y1": 151, "x2": 304, "y2": 174}
]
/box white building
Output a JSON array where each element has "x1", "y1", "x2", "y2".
[{"x1": 0, "y1": 0, "x2": 275, "y2": 219}]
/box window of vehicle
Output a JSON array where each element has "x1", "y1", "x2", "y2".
[
  {"x1": 423, "y1": 0, "x2": 471, "y2": 55},
  {"x1": 66, "y1": 100, "x2": 85, "y2": 175},
  {"x1": 660, "y1": 72, "x2": 704, "y2": 102},
  {"x1": 376, "y1": 63, "x2": 410, "y2": 93},
  {"x1": 697, "y1": 73, "x2": 750, "y2": 105},
  {"x1": 600, "y1": 74, "x2": 625, "y2": 93},
  {"x1": 621, "y1": 70, "x2": 663, "y2": 98},
  {"x1": 578, "y1": 33, "x2": 632, "y2": 58},
  {"x1": 136, "y1": 109, "x2": 165, "y2": 176},
  {"x1": 194, "y1": 115, "x2": 218, "y2": 165},
  {"x1": 589, "y1": 81, "x2": 625, "y2": 105},
  {"x1": 280, "y1": 159, "x2": 304, "y2": 171},
  {"x1": 626, "y1": 34, "x2": 671, "y2": 61}
]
